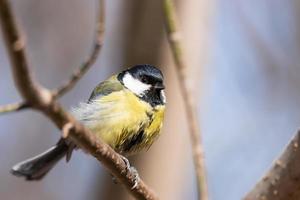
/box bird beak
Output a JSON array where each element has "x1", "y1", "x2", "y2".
[{"x1": 154, "y1": 83, "x2": 165, "y2": 90}]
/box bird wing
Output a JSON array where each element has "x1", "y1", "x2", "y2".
[
  {"x1": 72, "y1": 75, "x2": 126, "y2": 124},
  {"x1": 88, "y1": 75, "x2": 124, "y2": 102}
]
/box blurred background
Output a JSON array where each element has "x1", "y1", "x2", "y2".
[{"x1": 1, "y1": 0, "x2": 300, "y2": 199}]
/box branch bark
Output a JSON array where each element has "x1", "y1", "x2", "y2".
[
  {"x1": 0, "y1": 0, "x2": 158, "y2": 199},
  {"x1": 162, "y1": 0, "x2": 209, "y2": 199},
  {"x1": 244, "y1": 131, "x2": 300, "y2": 200},
  {"x1": 0, "y1": 0, "x2": 105, "y2": 115},
  {"x1": 0, "y1": 102, "x2": 28, "y2": 114}
]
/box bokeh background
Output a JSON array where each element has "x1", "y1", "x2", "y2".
[{"x1": 1, "y1": 0, "x2": 300, "y2": 199}]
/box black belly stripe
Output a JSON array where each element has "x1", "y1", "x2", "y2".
[
  {"x1": 121, "y1": 112, "x2": 154, "y2": 153},
  {"x1": 122, "y1": 131, "x2": 145, "y2": 152}
]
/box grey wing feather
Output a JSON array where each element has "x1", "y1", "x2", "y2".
[
  {"x1": 88, "y1": 75, "x2": 124, "y2": 102},
  {"x1": 72, "y1": 75, "x2": 124, "y2": 126}
]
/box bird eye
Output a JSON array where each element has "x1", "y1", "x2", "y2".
[{"x1": 140, "y1": 75, "x2": 148, "y2": 83}]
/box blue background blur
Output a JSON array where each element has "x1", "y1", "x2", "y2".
[{"x1": 1, "y1": 0, "x2": 300, "y2": 199}]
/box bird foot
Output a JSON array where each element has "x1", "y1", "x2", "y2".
[{"x1": 120, "y1": 155, "x2": 140, "y2": 189}]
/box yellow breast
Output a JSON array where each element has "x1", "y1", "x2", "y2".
[{"x1": 87, "y1": 89, "x2": 165, "y2": 155}]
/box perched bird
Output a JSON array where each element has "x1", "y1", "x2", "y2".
[{"x1": 11, "y1": 64, "x2": 166, "y2": 181}]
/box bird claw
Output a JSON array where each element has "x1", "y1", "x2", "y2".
[
  {"x1": 120, "y1": 155, "x2": 140, "y2": 189},
  {"x1": 130, "y1": 167, "x2": 140, "y2": 189},
  {"x1": 120, "y1": 155, "x2": 131, "y2": 171}
]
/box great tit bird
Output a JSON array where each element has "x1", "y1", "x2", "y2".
[{"x1": 11, "y1": 64, "x2": 166, "y2": 180}]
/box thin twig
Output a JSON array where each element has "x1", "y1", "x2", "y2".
[
  {"x1": 0, "y1": 102, "x2": 29, "y2": 115},
  {"x1": 0, "y1": 0, "x2": 158, "y2": 199},
  {"x1": 162, "y1": 0, "x2": 209, "y2": 200},
  {"x1": 244, "y1": 131, "x2": 300, "y2": 200},
  {"x1": 52, "y1": 0, "x2": 105, "y2": 98}
]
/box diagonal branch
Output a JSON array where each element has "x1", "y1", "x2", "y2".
[
  {"x1": 244, "y1": 131, "x2": 300, "y2": 200},
  {"x1": 162, "y1": 0, "x2": 209, "y2": 200},
  {"x1": 0, "y1": 1, "x2": 104, "y2": 115},
  {"x1": 52, "y1": 0, "x2": 105, "y2": 98},
  {"x1": 0, "y1": 1, "x2": 52, "y2": 107},
  {"x1": 0, "y1": 102, "x2": 29, "y2": 115},
  {"x1": 0, "y1": 0, "x2": 158, "y2": 199}
]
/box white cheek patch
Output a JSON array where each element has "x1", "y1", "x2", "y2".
[
  {"x1": 122, "y1": 72, "x2": 151, "y2": 96},
  {"x1": 160, "y1": 90, "x2": 166, "y2": 104}
]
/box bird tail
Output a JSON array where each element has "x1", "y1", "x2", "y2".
[{"x1": 11, "y1": 139, "x2": 69, "y2": 180}]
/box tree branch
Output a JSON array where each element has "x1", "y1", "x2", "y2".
[
  {"x1": 0, "y1": 0, "x2": 105, "y2": 115},
  {"x1": 0, "y1": 1, "x2": 52, "y2": 108},
  {"x1": 162, "y1": 1, "x2": 209, "y2": 200},
  {"x1": 0, "y1": 102, "x2": 29, "y2": 115},
  {"x1": 52, "y1": 0, "x2": 105, "y2": 98},
  {"x1": 0, "y1": 0, "x2": 158, "y2": 199},
  {"x1": 244, "y1": 131, "x2": 300, "y2": 200}
]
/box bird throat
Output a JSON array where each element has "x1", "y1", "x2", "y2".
[{"x1": 140, "y1": 88, "x2": 165, "y2": 107}]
